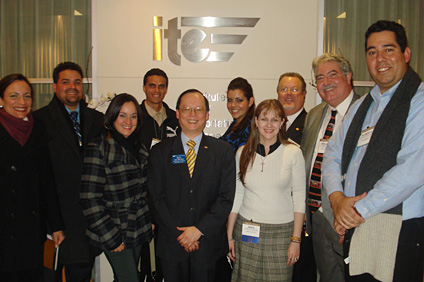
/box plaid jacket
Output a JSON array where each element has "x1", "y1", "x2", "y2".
[{"x1": 81, "y1": 133, "x2": 153, "y2": 251}]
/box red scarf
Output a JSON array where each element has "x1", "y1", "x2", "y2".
[{"x1": 0, "y1": 108, "x2": 34, "y2": 146}]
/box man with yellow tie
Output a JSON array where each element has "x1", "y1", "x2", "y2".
[{"x1": 148, "y1": 89, "x2": 236, "y2": 282}]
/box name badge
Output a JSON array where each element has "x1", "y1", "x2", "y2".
[
  {"x1": 357, "y1": 126, "x2": 375, "y2": 147},
  {"x1": 150, "y1": 138, "x2": 161, "y2": 149},
  {"x1": 344, "y1": 256, "x2": 350, "y2": 265},
  {"x1": 318, "y1": 139, "x2": 329, "y2": 154},
  {"x1": 172, "y1": 154, "x2": 186, "y2": 164},
  {"x1": 242, "y1": 222, "x2": 260, "y2": 243}
]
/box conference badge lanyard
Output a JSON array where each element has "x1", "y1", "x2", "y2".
[
  {"x1": 357, "y1": 126, "x2": 375, "y2": 147},
  {"x1": 242, "y1": 221, "x2": 260, "y2": 243},
  {"x1": 317, "y1": 139, "x2": 329, "y2": 154}
]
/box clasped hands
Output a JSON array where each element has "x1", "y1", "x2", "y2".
[
  {"x1": 177, "y1": 226, "x2": 202, "y2": 253},
  {"x1": 329, "y1": 191, "x2": 367, "y2": 243}
]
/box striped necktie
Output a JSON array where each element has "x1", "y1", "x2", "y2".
[
  {"x1": 308, "y1": 109, "x2": 337, "y2": 214},
  {"x1": 186, "y1": 140, "x2": 196, "y2": 178},
  {"x1": 70, "y1": 111, "x2": 82, "y2": 146}
]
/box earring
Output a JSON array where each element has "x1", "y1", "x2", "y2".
[{"x1": 0, "y1": 105, "x2": 3, "y2": 108}]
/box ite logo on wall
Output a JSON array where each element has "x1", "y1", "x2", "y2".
[{"x1": 152, "y1": 17, "x2": 260, "y2": 66}]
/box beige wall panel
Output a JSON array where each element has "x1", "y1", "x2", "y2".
[{"x1": 96, "y1": 0, "x2": 319, "y2": 136}]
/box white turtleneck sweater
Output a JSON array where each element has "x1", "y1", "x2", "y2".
[{"x1": 232, "y1": 144, "x2": 306, "y2": 224}]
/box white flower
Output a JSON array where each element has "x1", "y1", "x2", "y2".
[{"x1": 87, "y1": 93, "x2": 116, "y2": 109}]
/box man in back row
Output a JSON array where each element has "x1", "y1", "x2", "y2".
[
  {"x1": 277, "y1": 72, "x2": 315, "y2": 282},
  {"x1": 139, "y1": 68, "x2": 179, "y2": 281},
  {"x1": 323, "y1": 20, "x2": 424, "y2": 281},
  {"x1": 276, "y1": 72, "x2": 307, "y2": 145},
  {"x1": 139, "y1": 68, "x2": 179, "y2": 152}
]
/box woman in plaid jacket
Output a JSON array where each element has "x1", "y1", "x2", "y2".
[{"x1": 80, "y1": 94, "x2": 153, "y2": 282}]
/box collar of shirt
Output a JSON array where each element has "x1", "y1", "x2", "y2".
[
  {"x1": 370, "y1": 79, "x2": 402, "y2": 103},
  {"x1": 256, "y1": 139, "x2": 281, "y2": 157},
  {"x1": 286, "y1": 108, "x2": 304, "y2": 130},
  {"x1": 322, "y1": 90, "x2": 356, "y2": 134},
  {"x1": 181, "y1": 131, "x2": 203, "y2": 155},
  {"x1": 145, "y1": 102, "x2": 167, "y2": 126},
  {"x1": 65, "y1": 104, "x2": 81, "y2": 123},
  {"x1": 331, "y1": 90, "x2": 355, "y2": 118}
]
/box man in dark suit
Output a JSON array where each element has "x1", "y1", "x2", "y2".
[
  {"x1": 302, "y1": 53, "x2": 359, "y2": 282},
  {"x1": 148, "y1": 89, "x2": 236, "y2": 282},
  {"x1": 276, "y1": 72, "x2": 307, "y2": 145},
  {"x1": 277, "y1": 72, "x2": 313, "y2": 282},
  {"x1": 33, "y1": 62, "x2": 104, "y2": 282}
]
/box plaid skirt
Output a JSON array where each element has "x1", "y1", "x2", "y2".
[{"x1": 231, "y1": 214, "x2": 294, "y2": 282}]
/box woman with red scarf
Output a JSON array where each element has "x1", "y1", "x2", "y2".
[{"x1": 0, "y1": 74, "x2": 65, "y2": 282}]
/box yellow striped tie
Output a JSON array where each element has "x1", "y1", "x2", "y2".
[{"x1": 186, "y1": 140, "x2": 196, "y2": 178}]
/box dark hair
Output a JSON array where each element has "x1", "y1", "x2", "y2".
[
  {"x1": 277, "y1": 72, "x2": 307, "y2": 91},
  {"x1": 227, "y1": 77, "x2": 255, "y2": 131},
  {"x1": 0, "y1": 73, "x2": 34, "y2": 99},
  {"x1": 104, "y1": 93, "x2": 142, "y2": 137},
  {"x1": 143, "y1": 68, "x2": 169, "y2": 87},
  {"x1": 176, "y1": 89, "x2": 209, "y2": 111},
  {"x1": 365, "y1": 20, "x2": 408, "y2": 53},
  {"x1": 239, "y1": 99, "x2": 289, "y2": 185},
  {"x1": 53, "y1": 62, "x2": 83, "y2": 83}
]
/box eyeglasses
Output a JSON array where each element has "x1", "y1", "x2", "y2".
[
  {"x1": 278, "y1": 87, "x2": 303, "y2": 94},
  {"x1": 179, "y1": 106, "x2": 206, "y2": 114},
  {"x1": 315, "y1": 71, "x2": 341, "y2": 83}
]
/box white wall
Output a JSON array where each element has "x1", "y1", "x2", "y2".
[
  {"x1": 95, "y1": 0, "x2": 320, "y2": 137},
  {"x1": 95, "y1": 0, "x2": 320, "y2": 279}
]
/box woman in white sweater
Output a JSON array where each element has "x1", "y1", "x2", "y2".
[{"x1": 227, "y1": 99, "x2": 305, "y2": 282}]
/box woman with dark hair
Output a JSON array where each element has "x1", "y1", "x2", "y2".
[
  {"x1": 220, "y1": 77, "x2": 255, "y2": 153},
  {"x1": 80, "y1": 93, "x2": 152, "y2": 282},
  {"x1": 0, "y1": 74, "x2": 65, "y2": 282},
  {"x1": 227, "y1": 99, "x2": 305, "y2": 282}
]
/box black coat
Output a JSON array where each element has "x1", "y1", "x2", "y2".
[
  {"x1": 139, "y1": 100, "x2": 180, "y2": 152},
  {"x1": 33, "y1": 97, "x2": 104, "y2": 264},
  {"x1": 0, "y1": 118, "x2": 64, "y2": 271},
  {"x1": 287, "y1": 109, "x2": 307, "y2": 145}
]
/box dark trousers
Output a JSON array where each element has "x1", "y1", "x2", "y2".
[
  {"x1": 53, "y1": 258, "x2": 95, "y2": 282},
  {"x1": 0, "y1": 267, "x2": 43, "y2": 282},
  {"x1": 161, "y1": 257, "x2": 217, "y2": 282},
  {"x1": 292, "y1": 224, "x2": 317, "y2": 282},
  {"x1": 214, "y1": 255, "x2": 232, "y2": 282},
  {"x1": 312, "y1": 211, "x2": 344, "y2": 282},
  {"x1": 344, "y1": 216, "x2": 424, "y2": 282},
  {"x1": 105, "y1": 245, "x2": 142, "y2": 282}
]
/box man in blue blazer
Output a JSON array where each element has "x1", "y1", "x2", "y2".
[{"x1": 148, "y1": 89, "x2": 236, "y2": 282}]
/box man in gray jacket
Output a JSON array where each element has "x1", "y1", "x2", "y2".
[{"x1": 302, "y1": 53, "x2": 359, "y2": 282}]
